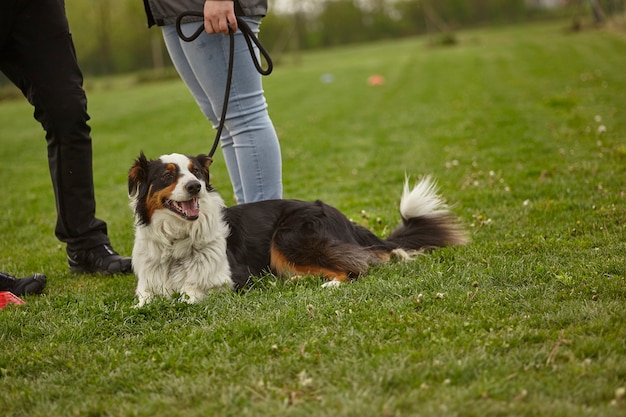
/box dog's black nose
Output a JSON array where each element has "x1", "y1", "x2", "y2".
[{"x1": 186, "y1": 181, "x2": 202, "y2": 195}]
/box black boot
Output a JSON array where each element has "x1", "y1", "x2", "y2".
[
  {"x1": 67, "y1": 244, "x2": 132, "y2": 274},
  {"x1": 0, "y1": 272, "x2": 47, "y2": 296}
]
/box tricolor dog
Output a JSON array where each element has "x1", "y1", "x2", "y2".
[{"x1": 128, "y1": 152, "x2": 467, "y2": 306}]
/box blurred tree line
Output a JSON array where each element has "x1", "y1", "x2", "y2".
[{"x1": 2, "y1": 0, "x2": 625, "y2": 82}]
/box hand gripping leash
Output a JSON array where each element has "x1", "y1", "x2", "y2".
[{"x1": 175, "y1": 11, "x2": 273, "y2": 159}]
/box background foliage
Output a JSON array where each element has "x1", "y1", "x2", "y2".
[{"x1": 0, "y1": 0, "x2": 623, "y2": 82}]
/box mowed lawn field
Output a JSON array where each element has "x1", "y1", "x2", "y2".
[{"x1": 1, "y1": 20, "x2": 625, "y2": 417}]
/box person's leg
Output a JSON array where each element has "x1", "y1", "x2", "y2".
[
  {"x1": 162, "y1": 25, "x2": 245, "y2": 203},
  {"x1": 1, "y1": 0, "x2": 107, "y2": 249},
  {"x1": 0, "y1": 0, "x2": 130, "y2": 274},
  {"x1": 162, "y1": 17, "x2": 282, "y2": 204},
  {"x1": 0, "y1": 0, "x2": 18, "y2": 49}
]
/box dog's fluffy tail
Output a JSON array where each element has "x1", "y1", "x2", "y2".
[{"x1": 386, "y1": 176, "x2": 468, "y2": 251}]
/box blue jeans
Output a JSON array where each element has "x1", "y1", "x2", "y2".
[{"x1": 162, "y1": 17, "x2": 282, "y2": 204}]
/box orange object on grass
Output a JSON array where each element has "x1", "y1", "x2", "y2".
[
  {"x1": 367, "y1": 75, "x2": 385, "y2": 86},
  {"x1": 0, "y1": 291, "x2": 26, "y2": 309}
]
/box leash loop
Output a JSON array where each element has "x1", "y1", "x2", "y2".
[{"x1": 175, "y1": 11, "x2": 273, "y2": 158}]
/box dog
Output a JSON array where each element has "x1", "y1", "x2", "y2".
[{"x1": 128, "y1": 152, "x2": 467, "y2": 306}]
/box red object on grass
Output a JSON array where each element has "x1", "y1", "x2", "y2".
[
  {"x1": 0, "y1": 291, "x2": 26, "y2": 309},
  {"x1": 367, "y1": 74, "x2": 385, "y2": 86}
]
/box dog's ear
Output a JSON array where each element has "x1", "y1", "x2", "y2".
[
  {"x1": 128, "y1": 152, "x2": 149, "y2": 197},
  {"x1": 196, "y1": 154, "x2": 213, "y2": 183}
]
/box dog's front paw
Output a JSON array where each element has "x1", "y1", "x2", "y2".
[
  {"x1": 321, "y1": 279, "x2": 343, "y2": 289},
  {"x1": 135, "y1": 291, "x2": 152, "y2": 307},
  {"x1": 179, "y1": 289, "x2": 205, "y2": 304}
]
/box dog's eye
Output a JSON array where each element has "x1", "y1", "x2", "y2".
[
  {"x1": 191, "y1": 166, "x2": 202, "y2": 178},
  {"x1": 162, "y1": 171, "x2": 174, "y2": 183}
]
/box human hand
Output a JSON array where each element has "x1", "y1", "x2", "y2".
[{"x1": 203, "y1": 1, "x2": 237, "y2": 34}]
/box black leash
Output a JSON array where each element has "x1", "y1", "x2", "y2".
[{"x1": 175, "y1": 11, "x2": 273, "y2": 158}]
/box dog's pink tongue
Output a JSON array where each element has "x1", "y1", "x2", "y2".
[{"x1": 181, "y1": 200, "x2": 199, "y2": 217}]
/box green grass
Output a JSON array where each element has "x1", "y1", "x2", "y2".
[{"x1": 1, "y1": 20, "x2": 626, "y2": 416}]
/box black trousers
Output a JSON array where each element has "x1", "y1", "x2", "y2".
[{"x1": 0, "y1": 0, "x2": 110, "y2": 250}]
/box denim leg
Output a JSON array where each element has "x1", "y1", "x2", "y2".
[{"x1": 162, "y1": 17, "x2": 282, "y2": 204}]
